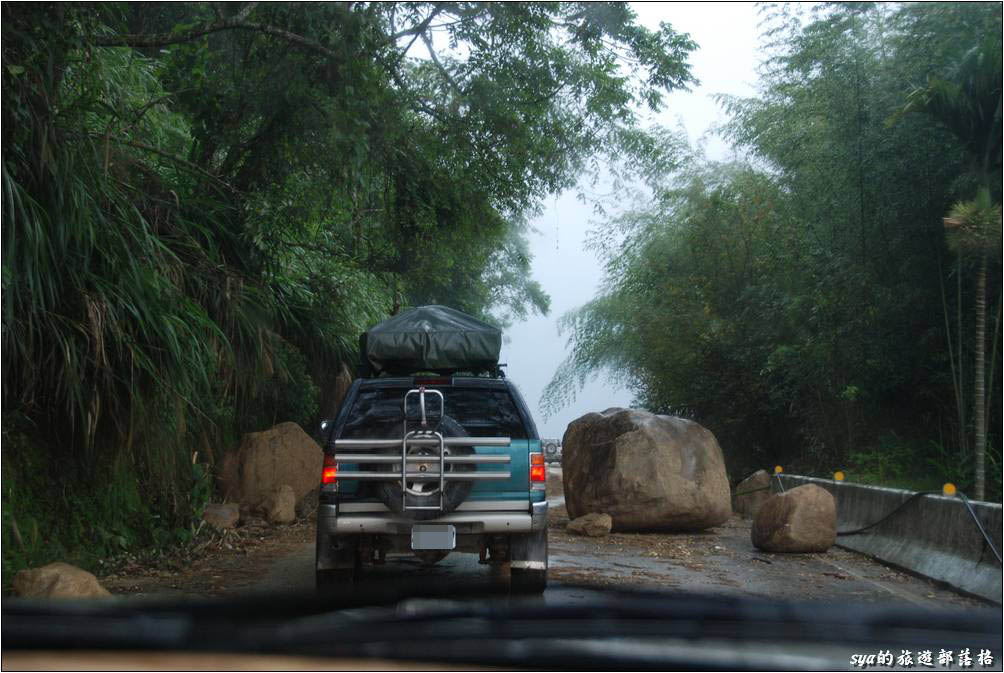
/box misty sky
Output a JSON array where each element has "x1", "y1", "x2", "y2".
[{"x1": 500, "y1": 2, "x2": 760, "y2": 439}]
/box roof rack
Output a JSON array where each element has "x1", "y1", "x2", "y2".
[
  {"x1": 356, "y1": 363, "x2": 506, "y2": 379},
  {"x1": 359, "y1": 305, "x2": 503, "y2": 377}
]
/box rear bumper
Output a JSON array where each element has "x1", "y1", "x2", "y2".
[{"x1": 318, "y1": 502, "x2": 547, "y2": 535}]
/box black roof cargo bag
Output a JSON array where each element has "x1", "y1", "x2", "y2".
[{"x1": 360, "y1": 305, "x2": 502, "y2": 375}]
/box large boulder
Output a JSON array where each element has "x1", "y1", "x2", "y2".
[
  {"x1": 567, "y1": 512, "x2": 613, "y2": 537},
  {"x1": 220, "y1": 422, "x2": 323, "y2": 508},
  {"x1": 751, "y1": 484, "x2": 836, "y2": 553},
  {"x1": 14, "y1": 562, "x2": 111, "y2": 599},
  {"x1": 561, "y1": 408, "x2": 731, "y2": 531},
  {"x1": 733, "y1": 469, "x2": 772, "y2": 519},
  {"x1": 203, "y1": 503, "x2": 240, "y2": 530}
]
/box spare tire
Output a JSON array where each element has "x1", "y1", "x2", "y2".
[{"x1": 375, "y1": 415, "x2": 474, "y2": 520}]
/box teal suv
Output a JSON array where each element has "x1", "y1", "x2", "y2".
[{"x1": 316, "y1": 372, "x2": 548, "y2": 593}]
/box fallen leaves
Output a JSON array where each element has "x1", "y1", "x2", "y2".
[{"x1": 98, "y1": 514, "x2": 315, "y2": 597}]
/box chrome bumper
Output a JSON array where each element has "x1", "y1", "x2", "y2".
[{"x1": 318, "y1": 502, "x2": 546, "y2": 535}]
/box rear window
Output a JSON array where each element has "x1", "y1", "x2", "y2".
[{"x1": 341, "y1": 386, "x2": 529, "y2": 439}]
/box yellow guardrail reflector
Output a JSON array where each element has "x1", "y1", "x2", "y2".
[
  {"x1": 774, "y1": 465, "x2": 783, "y2": 474},
  {"x1": 942, "y1": 482, "x2": 957, "y2": 496},
  {"x1": 834, "y1": 470, "x2": 845, "y2": 481}
]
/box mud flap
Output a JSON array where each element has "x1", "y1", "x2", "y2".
[
  {"x1": 315, "y1": 526, "x2": 357, "y2": 571},
  {"x1": 510, "y1": 526, "x2": 548, "y2": 568},
  {"x1": 510, "y1": 527, "x2": 548, "y2": 593}
]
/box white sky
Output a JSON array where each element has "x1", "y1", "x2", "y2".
[{"x1": 500, "y1": 2, "x2": 761, "y2": 439}]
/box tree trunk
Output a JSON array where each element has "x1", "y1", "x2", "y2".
[{"x1": 974, "y1": 253, "x2": 987, "y2": 500}]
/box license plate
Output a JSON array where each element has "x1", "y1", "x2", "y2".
[{"x1": 411, "y1": 524, "x2": 456, "y2": 550}]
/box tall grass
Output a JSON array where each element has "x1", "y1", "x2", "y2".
[{"x1": 0, "y1": 6, "x2": 351, "y2": 575}]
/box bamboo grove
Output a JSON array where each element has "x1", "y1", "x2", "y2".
[{"x1": 545, "y1": 3, "x2": 1002, "y2": 499}]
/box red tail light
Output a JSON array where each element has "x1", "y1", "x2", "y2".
[
  {"x1": 530, "y1": 452, "x2": 546, "y2": 484},
  {"x1": 321, "y1": 454, "x2": 337, "y2": 484},
  {"x1": 414, "y1": 377, "x2": 450, "y2": 386}
]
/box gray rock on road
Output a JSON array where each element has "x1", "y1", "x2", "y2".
[
  {"x1": 567, "y1": 512, "x2": 613, "y2": 537},
  {"x1": 733, "y1": 469, "x2": 772, "y2": 519},
  {"x1": 561, "y1": 408, "x2": 732, "y2": 531},
  {"x1": 220, "y1": 422, "x2": 322, "y2": 509},
  {"x1": 14, "y1": 562, "x2": 111, "y2": 599},
  {"x1": 751, "y1": 483, "x2": 836, "y2": 553},
  {"x1": 203, "y1": 502, "x2": 240, "y2": 530}
]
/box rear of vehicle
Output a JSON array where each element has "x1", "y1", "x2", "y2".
[
  {"x1": 316, "y1": 375, "x2": 548, "y2": 593},
  {"x1": 543, "y1": 439, "x2": 562, "y2": 463}
]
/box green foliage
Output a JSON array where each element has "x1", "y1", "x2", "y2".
[
  {"x1": 546, "y1": 3, "x2": 1002, "y2": 491},
  {"x1": 944, "y1": 188, "x2": 1003, "y2": 255},
  {"x1": 845, "y1": 434, "x2": 978, "y2": 495},
  {"x1": 846, "y1": 435, "x2": 921, "y2": 491},
  {"x1": 846, "y1": 435, "x2": 938, "y2": 492},
  {"x1": 2, "y1": 2, "x2": 696, "y2": 575},
  {"x1": 901, "y1": 32, "x2": 1002, "y2": 183},
  {"x1": 902, "y1": 19, "x2": 1002, "y2": 499},
  {"x1": 240, "y1": 338, "x2": 321, "y2": 432},
  {"x1": 0, "y1": 420, "x2": 202, "y2": 584}
]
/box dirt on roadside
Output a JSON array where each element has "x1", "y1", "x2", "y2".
[{"x1": 99, "y1": 517, "x2": 315, "y2": 599}]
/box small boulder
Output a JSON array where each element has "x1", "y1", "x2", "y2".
[
  {"x1": 567, "y1": 512, "x2": 613, "y2": 537},
  {"x1": 264, "y1": 484, "x2": 296, "y2": 524},
  {"x1": 295, "y1": 486, "x2": 319, "y2": 519},
  {"x1": 14, "y1": 562, "x2": 111, "y2": 599},
  {"x1": 752, "y1": 484, "x2": 836, "y2": 553},
  {"x1": 242, "y1": 516, "x2": 269, "y2": 535},
  {"x1": 203, "y1": 503, "x2": 240, "y2": 530},
  {"x1": 733, "y1": 469, "x2": 772, "y2": 519},
  {"x1": 562, "y1": 408, "x2": 731, "y2": 531}
]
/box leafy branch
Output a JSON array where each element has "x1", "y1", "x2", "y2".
[{"x1": 90, "y1": 8, "x2": 338, "y2": 61}]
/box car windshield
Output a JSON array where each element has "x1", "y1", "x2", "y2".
[{"x1": 3, "y1": 1, "x2": 1002, "y2": 670}]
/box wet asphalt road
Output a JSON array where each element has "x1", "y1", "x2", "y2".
[{"x1": 254, "y1": 467, "x2": 988, "y2": 610}]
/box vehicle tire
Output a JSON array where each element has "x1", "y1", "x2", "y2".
[
  {"x1": 375, "y1": 415, "x2": 474, "y2": 520},
  {"x1": 509, "y1": 527, "x2": 548, "y2": 595}
]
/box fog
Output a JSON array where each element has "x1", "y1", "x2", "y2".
[{"x1": 500, "y1": 2, "x2": 760, "y2": 439}]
